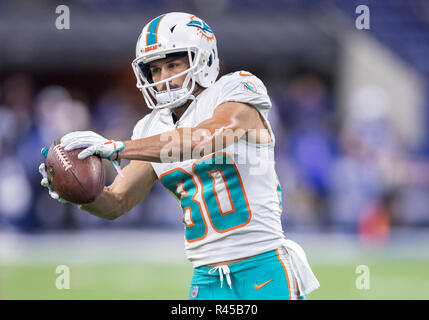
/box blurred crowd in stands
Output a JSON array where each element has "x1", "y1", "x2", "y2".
[
  {"x1": 0, "y1": 68, "x2": 428, "y2": 243},
  {"x1": 1, "y1": 0, "x2": 429, "y2": 246}
]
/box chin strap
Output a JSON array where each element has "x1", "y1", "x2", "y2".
[
  {"x1": 155, "y1": 87, "x2": 189, "y2": 107},
  {"x1": 155, "y1": 85, "x2": 200, "y2": 110}
]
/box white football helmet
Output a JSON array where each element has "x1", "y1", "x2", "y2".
[{"x1": 132, "y1": 12, "x2": 220, "y2": 109}]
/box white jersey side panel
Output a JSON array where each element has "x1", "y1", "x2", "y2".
[{"x1": 131, "y1": 71, "x2": 285, "y2": 267}]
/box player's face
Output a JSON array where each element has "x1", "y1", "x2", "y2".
[{"x1": 149, "y1": 56, "x2": 190, "y2": 92}]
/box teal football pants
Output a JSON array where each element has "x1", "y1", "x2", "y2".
[{"x1": 188, "y1": 248, "x2": 306, "y2": 300}]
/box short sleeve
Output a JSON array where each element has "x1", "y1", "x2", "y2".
[{"x1": 217, "y1": 71, "x2": 272, "y2": 111}]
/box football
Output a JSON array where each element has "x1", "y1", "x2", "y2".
[{"x1": 45, "y1": 140, "x2": 106, "y2": 204}]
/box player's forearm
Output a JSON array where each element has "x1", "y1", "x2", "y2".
[
  {"x1": 78, "y1": 160, "x2": 156, "y2": 220},
  {"x1": 119, "y1": 128, "x2": 212, "y2": 162},
  {"x1": 119, "y1": 127, "x2": 242, "y2": 162},
  {"x1": 78, "y1": 186, "x2": 129, "y2": 220}
]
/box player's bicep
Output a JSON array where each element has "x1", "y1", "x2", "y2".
[
  {"x1": 196, "y1": 101, "x2": 258, "y2": 133},
  {"x1": 192, "y1": 101, "x2": 259, "y2": 151},
  {"x1": 190, "y1": 102, "x2": 263, "y2": 156}
]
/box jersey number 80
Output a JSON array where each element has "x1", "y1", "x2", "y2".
[{"x1": 160, "y1": 153, "x2": 252, "y2": 242}]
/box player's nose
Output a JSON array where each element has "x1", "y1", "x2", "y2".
[
  {"x1": 159, "y1": 66, "x2": 173, "y2": 82},
  {"x1": 157, "y1": 70, "x2": 175, "y2": 91}
]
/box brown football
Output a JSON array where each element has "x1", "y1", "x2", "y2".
[{"x1": 45, "y1": 140, "x2": 106, "y2": 204}]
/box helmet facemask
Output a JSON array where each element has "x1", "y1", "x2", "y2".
[{"x1": 132, "y1": 47, "x2": 204, "y2": 109}]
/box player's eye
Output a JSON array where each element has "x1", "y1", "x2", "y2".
[
  {"x1": 150, "y1": 67, "x2": 160, "y2": 75},
  {"x1": 168, "y1": 62, "x2": 180, "y2": 69}
]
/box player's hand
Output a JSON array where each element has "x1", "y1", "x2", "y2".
[
  {"x1": 60, "y1": 131, "x2": 109, "y2": 152},
  {"x1": 77, "y1": 140, "x2": 125, "y2": 161},
  {"x1": 60, "y1": 131, "x2": 125, "y2": 161},
  {"x1": 39, "y1": 148, "x2": 68, "y2": 204}
]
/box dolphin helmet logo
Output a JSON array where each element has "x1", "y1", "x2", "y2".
[{"x1": 186, "y1": 16, "x2": 214, "y2": 40}]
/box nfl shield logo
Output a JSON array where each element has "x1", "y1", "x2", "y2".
[{"x1": 191, "y1": 285, "x2": 199, "y2": 298}]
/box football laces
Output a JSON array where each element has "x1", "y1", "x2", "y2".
[{"x1": 53, "y1": 145, "x2": 73, "y2": 171}]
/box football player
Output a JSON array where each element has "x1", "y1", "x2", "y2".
[{"x1": 39, "y1": 12, "x2": 319, "y2": 299}]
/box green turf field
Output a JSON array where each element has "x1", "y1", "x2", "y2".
[
  {"x1": 1, "y1": 230, "x2": 428, "y2": 300},
  {"x1": 2, "y1": 259, "x2": 429, "y2": 299}
]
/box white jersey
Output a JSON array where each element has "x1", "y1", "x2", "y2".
[{"x1": 132, "y1": 71, "x2": 285, "y2": 267}]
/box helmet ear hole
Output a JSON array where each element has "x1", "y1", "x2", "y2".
[{"x1": 207, "y1": 54, "x2": 213, "y2": 67}]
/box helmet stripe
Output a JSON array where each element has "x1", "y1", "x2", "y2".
[{"x1": 146, "y1": 14, "x2": 166, "y2": 46}]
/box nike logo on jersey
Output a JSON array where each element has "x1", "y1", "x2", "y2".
[{"x1": 254, "y1": 279, "x2": 273, "y2": 290}]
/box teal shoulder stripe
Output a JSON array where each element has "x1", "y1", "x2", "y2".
[{"x1": 147, "y1": 14, "x2": 165, "y2": 46}]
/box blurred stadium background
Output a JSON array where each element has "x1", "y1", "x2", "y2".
[{"x1": 1, "y1": 0, "x2": 429, "y2": 299}]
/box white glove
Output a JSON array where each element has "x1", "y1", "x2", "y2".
[
  {"x1": 39, "y1": 162, "x2": 68, "y2": 204},
  {"x1": 60, "y1": 131, "x2": 125, "y2": 177},
  {"x1": 60, "y1": 130, "x2": 125, "y2": 161},
  {"x1": 61, "y1": 131, "x2": 108, "y2": 154}
]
